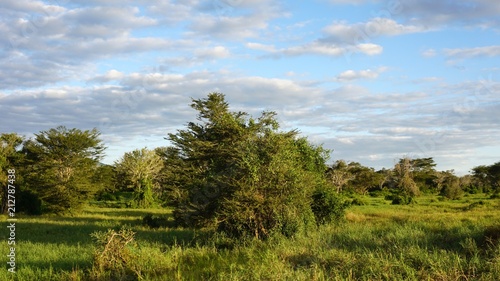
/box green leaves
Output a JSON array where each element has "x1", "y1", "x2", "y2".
[
  {"x1": 167, "y1": 93, "x2": 332, "y2": 239},
  {"x1": 23, "y1": 126, "x2": 105, "y2": 213}
]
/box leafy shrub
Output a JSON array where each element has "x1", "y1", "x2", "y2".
[{"x1": 311, "y1": 188, "x2": 349, "y2": 225}]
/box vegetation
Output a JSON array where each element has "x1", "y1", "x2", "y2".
[
  {"x1": 165, "y1": 93, "x2": 331, "y2": 238},
  {"x1": 0, "y1": 195, "x2": 499, "y2": 280},
  {"x1": 1, "y1": 92, "x2": 500, "y2": 279}
]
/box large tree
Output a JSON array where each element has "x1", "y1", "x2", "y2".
[
  {"x1": 23, "y1": 126, "x2": 105, "y2": 213},
  {"x1": 165, "y1": 93, "x2": 332, "y2": 239}
]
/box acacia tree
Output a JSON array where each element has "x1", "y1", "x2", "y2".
[
  {"x1": 115, "y1": 148, "x2": 163, "y2": 208},
  {"x1": 23, "y1": 126, "x2": 105, "y2": 213},
  {"x1": 165, "y1": 93, "x2": 332, "y2": 239}
]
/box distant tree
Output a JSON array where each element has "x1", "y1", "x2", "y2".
[
  {"x1": 166, "y1": 93, "x2": 334, "y2": 239},
  {"x1": 115, "y1": 148, "x2": 163, "y2": 208},
  {"x1": 92, "y1": 164, "x2": 117, "y2": 196},
  {"x1": 346, "y1": 162, "x2": 379, "y2": 195},
  {"x1": 0, "y1": 133, "x2": 24, "y2": 214},
  {"x1": 326, "y1": 160, "x2": 353, "y2": 193},
  {"x1": 488, "y1": 161, "x2": 500, "y2": 193},
  {"x1": 438, "y1": 170, "x2": 463, "y2": 200},
  {"x1": 471, "y1": 162, "x2": 500, "y2": 194},
  {"x1": 410, "y1": 157, "x2": 438, "y2": 193},
  {"x1": 23, "y1": 126, "x2": 105, "y2": 213},
  {"x1": 391, "y1": 157, "x2": 419, "y2": 202}
]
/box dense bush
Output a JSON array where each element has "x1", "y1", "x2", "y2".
[
  {"x1": 166, "y1": 93, "x2": 337, "y2": 239},
  {"x1": 311, "y1": 188, "x2": 349, "y2": 225}
]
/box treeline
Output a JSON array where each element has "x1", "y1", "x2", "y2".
[{"x1": 1, "y1": 93, "x2": 499, "y2": 238}]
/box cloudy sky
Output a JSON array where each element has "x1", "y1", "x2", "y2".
[{"x1": 1, "y1": 0, "x2": 499, "y2": 174}]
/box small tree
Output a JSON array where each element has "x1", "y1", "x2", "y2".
[
  {"x1": 23, "y1": 126, "x2": 105, "y2": 213},
  {"x1": 115, "y1": 148, "x2": 163, "y2": 208},
  {"x1": 166, "y1": 93, "x2": 334, "y2": 239}
]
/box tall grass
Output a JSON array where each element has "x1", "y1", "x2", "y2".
[{"x1": 1, "y1": 195, "x2": 499, "y2": 280}]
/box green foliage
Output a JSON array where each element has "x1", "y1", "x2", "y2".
[
  {"x1": 472, "y1": 161, "x2": 500, "y2": 194},
  {"x1": 166, "y1": 93, "x2": 330, "y2": 239},
  {"x1": 0, "y1": 133, "x2": 24, "y2": 213},
  {"x1": 22, "y1": 126, "x2": 105, "y2": 213},
  {"x1": 439, "y1": 171, "x2": 463, "y2": 200},
  {"x1": 390, "y1": 157, "x2": 420, "y2": 201},
  {"x1": 115, "y1": 148, "x2": 163, "y2": 208},
  {"x1": 2, "y1": 197, "x2": 500, "y2": 280},
  {"x1": 311, "y1": 187, "x2": 349, "y2": 225}
]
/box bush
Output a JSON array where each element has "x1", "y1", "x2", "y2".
[
  {"x1": 90, "y1": 226, "x2": 139, "y2": 280},
  {"x1": 311, "y1": 188, "x2": 349, "y2": 225}
]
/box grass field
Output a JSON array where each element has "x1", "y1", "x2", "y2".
[{"x1": 1, "y1": 194, "x2": 500, "y2": 280}]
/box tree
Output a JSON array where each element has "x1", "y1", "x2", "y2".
[
  {"x1": 0, "y1": 133, "x2": 24, "y2": 214},
  {"x1": 471, "y1": 162, "x2": 500, "y2": 194},
  {"x1": 326, "y1": 160, "x2": 353, "y2": 193},
  {"x1": 23, "y1": 126, "x2": 105, "y2": 213},
  {"x1": 346, "y1": 162, "x2": 379, "y2": 195},
  {"x1": 410, "y1": 157, "x2": 438, "y2": 193},
  {"x1": 166, "y1": 93, "x2": 334, "y2": 239},
  {"x1": 115, "y1": 148, "x2": 163, "y2": 208},
  {"x1": 391, "y1": 157, "x2": 419, "y2": 203}
]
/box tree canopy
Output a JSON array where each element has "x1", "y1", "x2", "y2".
[{"x1": 23, "y1": 126, "x2": 105, "y2": 213}]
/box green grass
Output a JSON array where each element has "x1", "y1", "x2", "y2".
[{"x1": 1, "y1": 194, "x2": 500, "y2": 280}]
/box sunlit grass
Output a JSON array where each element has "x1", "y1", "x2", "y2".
[{"x1": 1, "y1": 194, "x2": 499, "y2": 280}]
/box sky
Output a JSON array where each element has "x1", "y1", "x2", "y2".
[{"x1": 1, "y1": 0, "x2": 499, "y2": 175}]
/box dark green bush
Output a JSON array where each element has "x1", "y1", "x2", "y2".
[{"x1": 311, "y1": 188, "x2": 349, "y2": 225}]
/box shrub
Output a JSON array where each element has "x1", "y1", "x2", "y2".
[
  {"x1": 90, "y1": 226, "x2": 140, "y2": 280},
  {"x1": 311, "y1": 188, "x2": 349, "y2": 225}
]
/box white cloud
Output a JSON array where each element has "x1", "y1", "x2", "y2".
[
  {"x1": 323, "y1": 18, "x2": 428, "y2": 44},
  {"x1": 194, "y1": 46, "x2": 231, "y2": 59},
  {"x1": 444, "y1": 45, "x2": 500, "y2": 59},
  {"x1": 335, "y1": 67, "x2": 387, "y2": 82}
]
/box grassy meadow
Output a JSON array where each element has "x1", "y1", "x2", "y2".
[{"x1": 1, "y1": 194, "x2": 500, "y2": 280}]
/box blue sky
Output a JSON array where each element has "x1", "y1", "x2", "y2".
[{"x1": 1, "y1": 0, "x2": 499, "y2": 174}]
